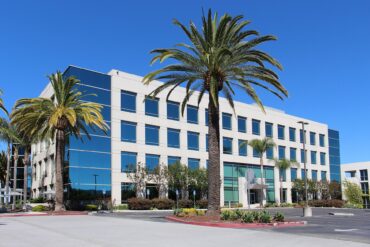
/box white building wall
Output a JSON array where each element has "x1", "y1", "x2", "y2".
[{"x1": 341, "y1": 162, "x2": 370, "y2": 201}]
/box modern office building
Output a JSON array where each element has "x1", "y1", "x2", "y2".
[
  {"x1": 31, "y1": 65, "x2": 340, "y2": 207},
  {"x1": 341, "y1": 162, "x2": 370, "y2": 209}
]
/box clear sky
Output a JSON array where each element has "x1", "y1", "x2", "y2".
[{"x1": 0, "y1": 0, "x2": 369, "y2": 163}]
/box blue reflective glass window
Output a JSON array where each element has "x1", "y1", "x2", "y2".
[
  {"x1": 266, "y1": 146, "x2": 274, "y2": 159},
  {"x1": 319, "y1": 134, "x2": 325, "y2": 147},
  {"x1": 146, "y1": 154, "x2": 160, "y2": 171},
  {"x1": 75, "y1": 84, "x2": 110, "y2": 106},
  {"x1": 101, "y1": 106, "x2": 111, "y2": 121},
  {"x1": 252, "y1": 119, "x2": 260, "y2": 135},
  {"x1": 65, "y1": 66, "x2": 111, "y2": 90},
  {"x1": 222, "y1": 113, "x2": 232, "y2": 130},
  {"x1": 121, "y1": 90, "x2": 136, "y2": 112},
  {"x1": 290, "y1": 148, "x2": 297, "y2": 161},
  {"x1": 223, "y1": 137, "x2": 233, "y2": 154},
  {"x1": 69, "y1": 135, "x2": 110, "y2": 153},
  {"x1": 187, "y1": 105, "x2": 198, "y2": 124},
  {"x1": 188, "y1": 158, "x2": 200, "y2": 170},
  {"x1": 310, "y1": 132, "x2": 316, "y2": 145},
  {"x1": 321, "y1": 171, "x2": 327, "y2": 181},
  {"x1": 121, "y1": 121, "x2": 136, "y2": 143},
  {"x1": 320, "y1": 152, "x2": 326, "y2": 165},
  {"x1": 289, "y1": 127, "x2": 296, "y2": 142},
  {"x1": 145, "y1": 97, "x2": 159, "y2": 117},
  {"x1": 121, "y1": 151, "x2": 137, "y2": 172},
  {"x1": 206, "y1": 134, "x2": 209, "y2": 152},
  {"x1": 68, "y1": 150, "x2": 111, "y2": 168},
  {"x1": 205, "y1": 108, "x2": 209, "y2": 126},
  {"x1": 311, "y1": 151, "x2": 317, "y2": 164},
  {"x1": 279, "y1": 169, "x2": 286, "y2": 182},
  {"x1": 167, "y1": 101, "x2": 179, "y2": 120},
  {"x1": 167, "y1": 128, "x2": 180, "y2": 148},
  {"x1": 300, "y1": 149, "x2": 306, "y2": 163},
  {"x1": 278, "y1": 146, "x2": 286, "y2": 160},
  {"x1": 238, "y1": 140, "x2": 247, "y2": 156},
  {"x1": 187, "y1": 131, "x2": 199, "y2": 150},
  {"x1": 82, "y1": 121, "x2": 111, "y2": 137},
  {"x1": 145, "y1": 125, "x2": 159, "y2": 146},
  {"x1": 68, "y1": 167, "x2": 111, "y2": 186},
  {"x1": 301, "y1": 169, "x2": 307, "y2": 179},
  {"x1": 312, "y1": 170, "x2": 317, "y2": 181},
  {"x1": 253, "y1": 148, "x2": 260, "y2": 158},
  {"x1": 168, "y1": 156, "x2": 181, "y2": 166},
  {"x1": 291, "y1": 168, "x2": 297, "y2": 181},
  {"x1": 238, "y1": 116, "x2": 246, "y2": 133},
  {"x1": 278, "y1": 125, "x2": 285, "y2": 140},
  {"x1": 300, "y1": 130, "x2": 306, "y2": 144},
  {"x1": 265, "y1": 122, "x2": 273, "y2": 137}
]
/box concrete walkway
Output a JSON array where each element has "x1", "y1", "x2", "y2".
[{"x1": 0, "y1": 215, "x2": 368, "y2": 247}]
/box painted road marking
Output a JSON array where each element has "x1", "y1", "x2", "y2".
[{"x1": 334, "y1": 229, "x2": 358, "y2": 232}]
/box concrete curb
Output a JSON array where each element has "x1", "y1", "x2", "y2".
[
  {"x1": 166, "y1": 216, "x2": 307, "y2": 229},
  {"x1": 0, "y1": 211, "x2": 88, "y2": 218}
]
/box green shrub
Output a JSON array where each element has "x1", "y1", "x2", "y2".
[
  {"x1": 235, "y1": 209, "x2": 244, "y2": 219},
  {"x1": 127, "y1": 198, "x2": 152, "y2": 210},
  {"x1": 265, "y1": 202, "x2": 277, "y2": 208},
  {"x1": 280, "y1": 203, "x2": 295, "y2": 207},
  {"x1": 220, "y1": 210, "x2": 232, "y2": 221},
  {"x1": 114, "y1": 204, "x2": 128, "y2": 210},
  {"x1": 273, "y1": 212, "x2": 285, "y2": 222},
  {"x1": 344, "y1": 202, "x2": 363, "y2": 209},
  {"x1": 32, "y1": 205, "x2": 48, "y2": 212},
  {"x1": 30, "y1": 197, "x2": 46, "y2": 203},
  {"x1": 241, "y1": 212, "x2": 254, "y2": 223},
  {"x1": 308, "y1": 199, "x2": 345, "y2": 208},
  {"x1": 178, "y1": 199, "x2": 193, "y2": 208},
  {"x1": 195, "y1": 209, "x2": 205, "y2": 216},
  {"x1": 85, "y1": 204, "x2": 98, "y2": 211},
  {"x1": 196, "y1": 199, "x2": 208, "y2": 209},
  {"x1": 259, "y1": 211, "x2": 272, "y2": 223},
  {"x1": 251, "y1": 211, "x2": 261, "y2": 222},
  {"x1": 343, "y1": 181, "x2": 363, "y2": 205},
  {"x1": 151, "y1": 198, "x2": 175, "y2": 210}
]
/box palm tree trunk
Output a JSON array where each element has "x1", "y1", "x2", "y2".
[
  {"x1": 259, "y1": 155, "x2": 264, "y2": 208},
  {"x1": 4, "y1": 142, "x2": 11, "y2": 206},
  {"x1": 23, "y1": 149, "x2": 29, "y2": 205},
  {"x1": 55, "y1": 129, "x2": 65, "y2": 211},
  {"x1": 280, "y1": 176, "x2": 283, "y2": 205},
  {"x1": 12, "y1": 148, "x2": 18, "y2": 210},
  {"x1": 207, "y1": 96, "x2": 221, "y2": 215}
]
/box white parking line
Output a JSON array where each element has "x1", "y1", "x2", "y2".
[{"x1": 334, "y1": 229, "x2": 358, "y2": 232}]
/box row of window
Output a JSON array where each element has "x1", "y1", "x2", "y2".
[
  {"x1": 121, "y1": 90, "x2": 326, "y2": 146},
  {"x1": 289, "y1": 168, "x2": 327, "y2": 182},
  {"x1": 121, "y1": 152, "x2": 203, "y2": 172}
]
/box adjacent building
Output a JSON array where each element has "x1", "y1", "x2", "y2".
[
  {"x1": 31, "y1": 66, "x2": 341, "y2": 207},
  {"x1": 341, "y1": 162, "x2": 370, "y2": 209}
]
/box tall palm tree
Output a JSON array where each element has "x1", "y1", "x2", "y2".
[
  {"x1": 0, "y1": 151, "x2": 6, "y2": 186},
  {"x1": 11, "y1": 72, "x2": 108, "y2": 211},
  {"x1": 247, "y1": 138, "x2": 276, "y2": 207},
  {"x1": 0, "y1": 89, "x2": 8, "y2": 115},
  {"x1": 273, "y1": 158, "x2": 299, "y2": 205},
  {"x1": 143, "y1": 9, "x2": 287, "y2": 214}
]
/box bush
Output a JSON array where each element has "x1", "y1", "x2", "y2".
[
  {"x1": 30, "y1": 197, "x2": 46, "y2": 203},
  {"x1": 265, "y1": 202, "x2": 278, "y2": 208},
  {"x1": 174, "y1": 208, "x2": 204, "y2": 217},
  {"x1": 344, "y1": 181, "x2": 363, "y2": 205},
  {"x1": 196, "y1": 199, "x2": 208, "y2": 209},
  {"x1": 241, "y1": 212, "x2": 254, "y2": 223},
  {"x1": 32, "y1": 205, "x2": 48, "y2": 212},
  {"x1": 127, "y1": 198, "x2": 152, "y2": 210},
  {"x1": 273, "y1": 212, "x2": 285, "y2": 222},
  {"x1": 308, "y1": 199, "x2": 345, "y2": 208},
  {"x1": 151, "y1": 198, "x2": 175, "y2": 210},
  {"x1": 251, "y1": 211, "x2": 261, "y2": 222},
  {"x1": 259, "y1": 211, "x2": 272, "y2": 223},
  {"x1": 178, "y1": 199, "x2": 193, "y2": 208},
  {"x1": 113, "y1": 204, "x2": 129, "y2": 210},
  {"x1": 84, "y1": 204, "x2": 98, "y2": 211},
  {"x1": 344, "y1": 202, "x2": 363, "y2": 209},
  {"x1": 280, "y1": 203, "x2": 296, "y2": 208}
]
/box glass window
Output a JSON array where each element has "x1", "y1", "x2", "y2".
[
  {"x1": 238, "y1": 139, "x2": 247, "y2": 156},
  {"x1": 206, "y1": 134, "x2": 209, "y2": 152},
  {"x1": 265, "y1": 122, "x2": 273, "y2": 137},
  {"x1": 252, "y1": 119, "x2": 260, "y2": 135},
  {"x1": 121, "y1": 121, "x2": 136, "y2": 143},
  {"x1": 345, "y1": 171, "x2": 356, "y2": 178},
  {"x1": 238, "y1": 116, "x2": 246, "y2": 133},
  {"x1": 187, "y1": 105, "x2": 198, "y2": 124},
  {"x1": 279, "y1": 169, "x2": 286, "y2": 182},
  {"x1": 187, "y1": 131, "x2": 199, "y2": 150},
  {"x1": 205, "y1": 108, "x2": 209, "y2": 126},
  {"x1": 68, "y1": 150, "x2": 111, "y2": 169},
  {"x1": 312, "y1": 170, "x2": 318, "y2": 181},
  {"x1": 290, "y1": 148, "x2": 297, "y2": 161},
  {"x1": 310, "y1": 132, "x2": 316, "y2": 145},
  {"x1": 222, "y1": 113, "x2": 232, "y2": 130},
  {"x1": 75, "y1": 84, "x2": 110, "y2": 106},
  {"x1": 167, "y1": 128, "x2": 180, "y2": 148},
  {"x1": 146, "y1": 154, "x2": 160, "y2": 171},
  {"x1": 121, "y1": 90, "x2": 136, "y2": 112},
  {"x1": 320, "y1": 152, "x2": 326, "y2": 165},
  {"x1": 223, "y1": 137, "x2": 233, "y2": 154},
  {"x1": 300, "y1": 130, "x2": 306, "y2": 144},
  {"x1": 300, "y1": 149, "x2": 306, "y2": 163},
  {"x1": 319, "y1": 134, "x2": 325, "y2": 147},
  {"x1": 121, "y1": 182, "x2": 135, "y2": 202},
  {"x1": 70, "y1": 135, "x2": 110, "y2": 153},
  {"x1": 360, "y1": 170, "x2": 368, "y2": 181},
  {"x1": 361, "y1": 182, "x2": 369, "y2": 194},
  {"x1": 278, "y1": 146, "x2": 286, "y2": 160},
  {"x1": 291, "y1": 168, "x2": 297, "y2": 181},
  {"x1": 289, "y1": 127, "x2": 296, "y2": 142},
  {"x1": 253, "y1": 148, "x2": 260, "y2": 158},
  {"x1": 145, "y1": 97, "x2": 159, "y2": 117},
  {"x1": 167, "y1": 101, "x2": 179, "y2": 120},
  {"x1": 188, "y1": 158, "x2": 200, "y2": 170},
  {"x1": 266, "y1": 146, "x2": 274, "y2": 159},
  {"x1": 121, "y1": 151, "x2": 137, "y2": 172},
  {"x1": 321, "y1": 171, "x2": 327, "y2": 181},
  {"x1": 278, "y1": 125, "x2": 285, "y2": 140},
  {"x1": 311, "y1": 151, "x2": 317, "y2": 164},
  {"x1": 145, "y1": 125, "x2": 159, "y2": 146},
  {"x1": 301, "y1": 169, "x2": 307, "y2": 179},
  {"x1": 168, "y1": 156, "x2": 181, "y2": 166}
]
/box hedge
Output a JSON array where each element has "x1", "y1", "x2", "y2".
[
  {"x1": 152, "y1": 198, "x2": 174, "y2": 209},
  {"x1": 127, "y1": 198, "x2": 152, "y2": 210},
  {"x1": 308, "y1": 199, "x2": 345, "y2": 208}
]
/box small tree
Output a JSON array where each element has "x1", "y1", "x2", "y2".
[
  {"x1": 147, "y1": 163, "x2": 169, "y2": 199},
  {"x1": 329, "y1": 181, "x2": 342, "y2": 200},
  {"x1": 317, "y1": 180, "x2": 330, "y2": 200},
  {"x1": 343, "y1": 181, "x2": 363, "y2": 207},
  {"x1": 192, "y1": 168, "x2": 208, "y2": 199},
  {"x1": 126, "y1": 163, "x2": 147, "y2": 198},
  {"x1": 292, "y1": 179, "x2": 305, "y2": 202},
  {"x1": 168, "y1": 162, "x2": 191, "y2": 199}
]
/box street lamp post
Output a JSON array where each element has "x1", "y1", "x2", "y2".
[{"x1": 298, "y1": 121, "x2": 312, "y2": 217}]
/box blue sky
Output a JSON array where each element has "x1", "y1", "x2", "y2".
[{"x1": 0, "y1": 0, "x2": 369, "y2": 163}]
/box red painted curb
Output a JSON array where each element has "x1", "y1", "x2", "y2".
[{"x1": 166, "y1": 216, "x2": 306, "y2": 229}]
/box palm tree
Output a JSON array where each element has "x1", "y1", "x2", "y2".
[
  {"x1": 11, "y1": 72, "x2": 108, "y2": 211},
  {"x1": 273, "y1": 158, "x2": 299, "y2": 205},
  {"x1": 0, "y1": 89, "x2": 8, "y2": 115},
  {"x1": 143, "y1": 9, "x2": 287, "y2": 214},
  {"x1": 247, "y1": 138, "x2": 276, "y2": 207},
  {"x1": 0, "y1": 151, "x2": 6, "y2": 186}
]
